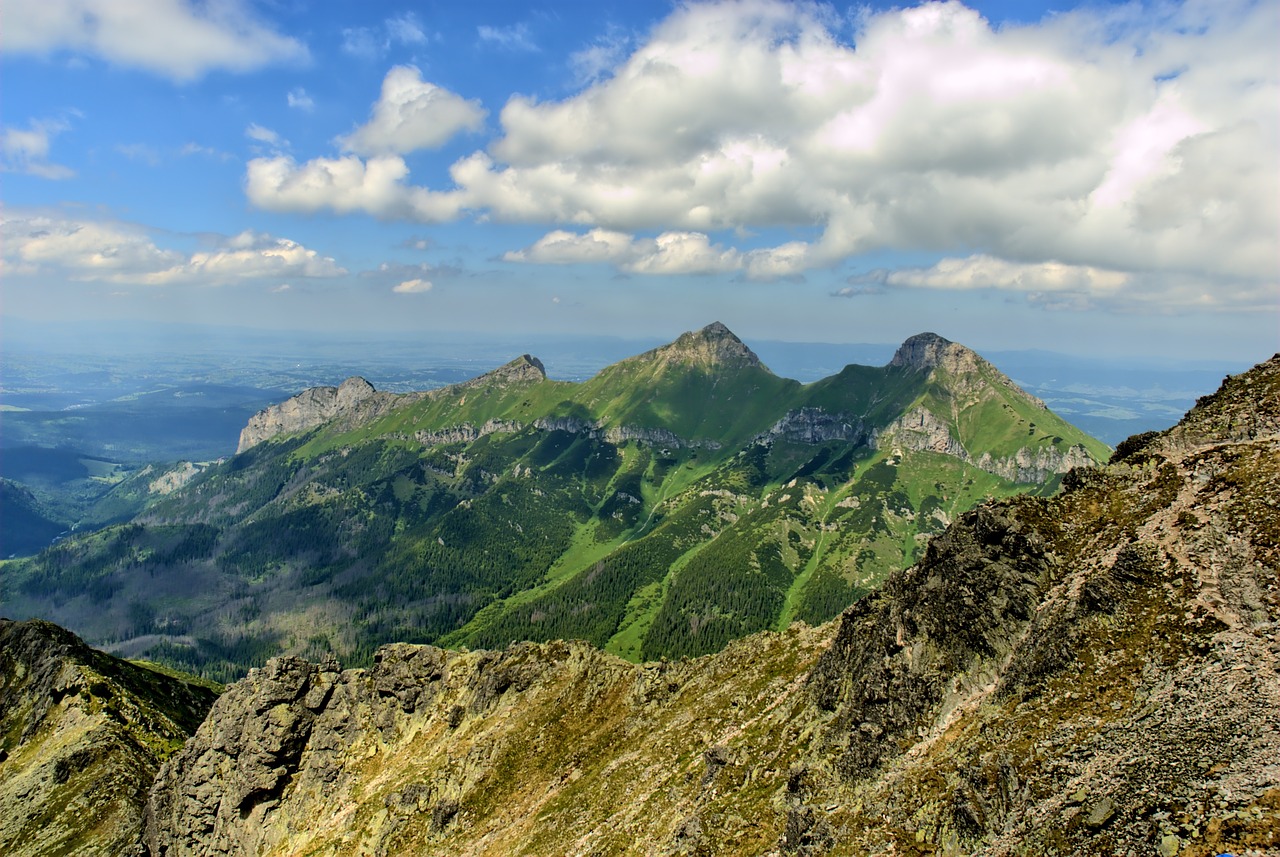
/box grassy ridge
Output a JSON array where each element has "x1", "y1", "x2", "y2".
[{"x1": 1, "y1": 326, "x2": 1108, "y2": 679}]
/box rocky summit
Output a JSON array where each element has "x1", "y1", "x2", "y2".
[{"x1": 132, "y1": 354, "x2": 1280, "y2": 856}]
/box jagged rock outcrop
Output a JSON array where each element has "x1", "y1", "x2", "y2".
[
  {"x1": 799, "y1": 354, "x2": 1280, "y2": 856},
  {"x1": 756, "y1": 408, "x2": 870, "y2": 445},
  {"x1": 237, "y1": 377, "x2": 385, "y2": 453},
  {"x1": 0, "y1": 619, "x2": 217, "y2": 857},
  {"x1": 532, "y1": 416, "x2": 724, "y2": 449},
  {"x1": 415, "y1": 419, "x2": 525, "y2": 447},
  {"x1": 146, "y1": 630, "x2": 833, "y2": 856},
  {"x1": 237, "y1": 357, "x2": 548, "y2": 453},
  {"x1": 874, "y1": 406, "x2": 969, "y2": 458},
  {"x1": 457, "y1": 353, "x2": 547, "y2": 389}
]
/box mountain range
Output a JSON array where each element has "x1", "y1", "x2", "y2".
[
  {"x1": 1, "y1": 349, "x2": 1275, "y2": 856},
  {"x1": 1, "y1": 323, "x2": 1108, "y2": 681}
]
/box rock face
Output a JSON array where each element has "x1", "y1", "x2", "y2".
[
  {"x1": 876, "y1": 405, "x2": 1096, "y2": 482},
  {"x1": 237, "y1": 376, "x2": 382, "y2": 453},
  {"x1": 458, "y1": 353, "x2": 547, "y2": 389},
  {"x1": 146, "y1": 630, "x2": 833, "y2": 856},
  {"x1": 801, "y1": 354, "x2": 1280, "y2": 856},
  {"x1": 0, "y1": 619, "x2": 217, "y2": 857},
  {"x1": 757, "y1": 408, "x2": 870, "y2": 445},
  {"x1": 143, "y1": 355, "x2": 1280, "y2": 856}
]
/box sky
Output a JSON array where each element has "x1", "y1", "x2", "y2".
[{"x1": 2, "y1": 0, "x2": 1277, "y2": 361}]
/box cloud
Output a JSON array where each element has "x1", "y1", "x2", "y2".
[
  {"x1": 386, "y1": 13, "x2": 428, "y2": 46},
  {"x1": 570, "y1": 26, "x2": 633, "y2": 86},
  {"x1": 245, "y1": 154, "x2": 466, "y2": 221},
  {"x1": 246, "y1": 123, "x2": 288, "y2": 151},
  {"x1": 342, "y1": 12, "x2": 430, "y2": 60},
  {"x1": 478, "y1": 23, "x2": 537, "y2": 52},
  {"x1": 246, "y1": 0, "x2": 1278, "y2": 309},
  {"x1": 392, "y1": 278, "x2": 433, "y2": 293},
  {"x1": 882, "y1": 255, "x2": 1129, "y2": 295},
  {"x1": 5, "y1": 0, "x2": 307, "y2": 81},
  {"x1": 180, "y1": 142, "x2": 232, "y2": 161},
  {"x1": 849, "y1": 253, "x2": 1272, "y2": 312},
  {"x1": 287, "y1": 88, "x2": 315, "y2": 111},
  {"x1": 338, "y1": 65, "x2": 487, "y2": 155},
  {"x1": 1, "y1": 118, "x2": 76, "y2": 179},
  {"x1": 340, "y1": 28, "x2": 381, "y2": 60},
  {"x1": 0, "y1": 213, "x2": 346, "y2": 287},
  {"x1": 504, "y1": 228, "x2": 741, "y2": 275}
]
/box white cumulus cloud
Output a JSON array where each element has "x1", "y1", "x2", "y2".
[
  {"x1": 0, "y1": 214, "x2": 346, "y2": 287},
  {"x1": 393, "y1": 278, "x2": 433, "y2": 293},
  {"x1": 244, "y1": 154, "x2": 466, "y2": 221},
  {"x1": 6, "y1": 0, "x2": 307, "y2": 81},
  {"x1": 338, "y1": 65, "x2": 487, "y2": 155},
  {"x1": 245, "y1": 0, "x2": 1278, "y2": 309},
  {"x1": 505, "y1": 228, "x2": 742, "y2": 275}
]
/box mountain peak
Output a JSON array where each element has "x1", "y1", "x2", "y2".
[
  {"x1": 889, "y1": 332, "x2": 962, "y2": 370},
  {"x1": 464, "y1": 353, "x2": 547, "y2": 388},
  {"x1": 656, "y1": 321, "x2": 766, "y2": 371}
]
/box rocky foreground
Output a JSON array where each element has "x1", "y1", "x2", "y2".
[{"x1": 4, "y1": 355, "x2": 1278, "y2": 856}]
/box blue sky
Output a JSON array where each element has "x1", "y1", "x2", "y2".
[{"x1": 2, "y1": 0, "x2": 1276, "y2": 360}]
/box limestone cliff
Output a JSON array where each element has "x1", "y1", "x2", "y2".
[
  {"x1": 237, "y1": 377, "x2": 385, "y2": 453},
  {"x1": 0, "y1": 619, "x2": 217, "y2": 857}
]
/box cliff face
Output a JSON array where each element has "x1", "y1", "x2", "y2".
[
  {"x1": 237, "y1": 377, "x2": 384, "y2": 453},
  {"x1": 145, "y1": 355, "x2": 1280, "y2": 856},
  {"x1": 0, "y1": 619, "x2": 217, "y2": 857}
]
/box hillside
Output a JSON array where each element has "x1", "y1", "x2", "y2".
[
  {"x1": 1, "y1": 324, "x2": 1107, "y2": 680},
  {"x1": 0, "y1": 618, "x2": 218, "y2": 857},
  {"x1": 140, "y1": 352, "x2": 1279, "y2": 856}
]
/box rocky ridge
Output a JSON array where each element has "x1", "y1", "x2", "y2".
[
  {"x1": 143, "y1": 354, "x2": 1280, "y2": 855},
  {"x1": 0, "y1": 619, "x2": 217, "y2": 857},
  {"x1": 236, "y1": 356, "x2": 549, "y2": 453},
  {"x1": 237, "y1": 377, "x2": 388, "y2": 453}
]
